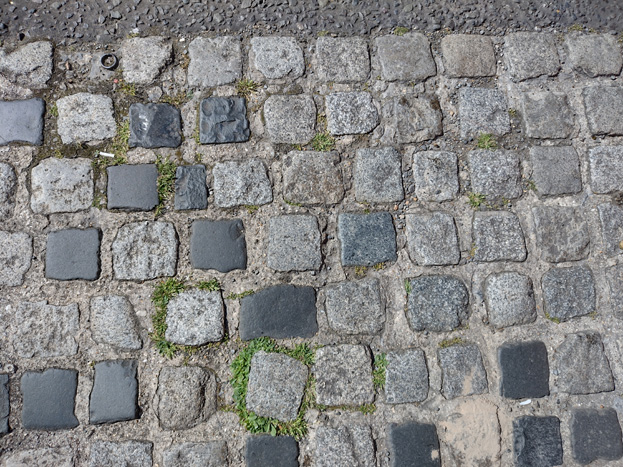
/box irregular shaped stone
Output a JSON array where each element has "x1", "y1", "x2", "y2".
[
  {"x1": 459, "y1": 88, "x2": 510, "y2": 138},
  {"x1": 375, "y1": 33, "x2": 436, "y2": 81},
  {"x1": 354, "y1": 147, "x2": 404, "y2": 203},
  {"x1": 190, "y1": 219, "x2": 247, "y2": 272},
  {"x1": 0, "y1": 374, "x2": 8, "y2": 435},
  {"x1": 388, "y1": 422, "x2": 441, "y2": 467},
  {"x1": 90, "y1": 295, "x2": 142, "y2": 350},
  {"x1": 0, "y1": 41, "x2": 53, "y2": 88},
  {"x1": 607, "y1": 263, "x2": 623, "y2": 320},
  {"x1": 441, "y1": 34, "x2": 496, "y2": 77},
  {"x1": 0, "y1": 231, "x2": 32, "y2": 286},
  {"x1": 484, "y1": 272, "x2": 536, "y2": 328},
  {"x1": 31, "y1": 157, "x2": 93, "y2": 213},
  {"x1": 338, "y1": 212, "x2": 397, "y2": 266},
  {"x1": 187, "y1": 36, "x2": 242, "y2": 87},
  {"x1": 324, "y1": 279, "x2": 384, "y2": 335},
  {"x1": 267, "y1": 215, "x2": 321, "y2": 271},
  {"x1": 532, "y1": 206, "x2": 589, "y2": 262},
  {"x1": 499, "y1": 341, "x2": 549, "y2": 399},
  {"x1": 164, "y1": 442, "x2": 228, "y2": 467},
  {"x1": 239, "y1": 285, "x2": 317, "y2": 340},
  {"x1": 45, "y1": 228, "x2": 100, "y2": 281},
  {"x1": 90, "y1": 360, "x2": 138, "y2": 424},
  {"x1": 472, "y1": 211, "x2": 527, "y2": 262},
  {"x1": 468, "y1": 150, "x2": 522, "y2": 200},
  {"x1": 385, "y1": 348, "x2": 428, "y2": 404},
  {"x1": 513, "y1": 417, "x2": 562, "y2": 467},
  {"x1": 382, "y1": 95, "x2": 442, "y2": 144},
  {"x1": 530, "y1": 146, "x2": 582, "y2": 196},
  {"x1": 521, "y1": 91, "x2": 574, "y2": 139},
  {"x1": 0, "y1": 162, "x2": 16, "y2": 220},
  {"x1": 598, "y1": 203, "x2": 623, "y2": 257},
  {"x1": 504, "y1": 33, "x2": 560, "y2": 81},
  {"x1": 57, "y1": 93, "x2": 116, "y2": 144},
  {"x1": 246, "y1": 436, "x2": 297, "y2": 467},
  {"x1": 406, "y1": 211, "x2": 460, "y2": 266},
  {"x1": 88, "y1": 441, "x2": 152, "y2": 467},
  {"x1": 199, "y1": 97, "x2": 250, "y2": 144},
  {"x1": 282, "y1": 151, "x2": 343, "y2": 205},
  {"x1": 315, "y1": 425, "x2": 375, "y2": 467},
  {"x1": 250, "y1": 37, "x2": 304, "y2": 79},
  {"x1": 0, "y1": 98, "x2": 45, "y2": 145},
  {"x1": 264, "y1": 94, "x2": 315, "y2": 144},
  {"x1": 121, "y1": 36, "x2": 172, "y2": 84},
  {"x1": 566, "y1": 34, "x2": 623, "y2": 77},
  {"x1": 129, "y1": 103, "x2": 181, "y2": 148},
  {"x1": 175, "y1": 165, "x2": 207, "y2": 210},
  {"x1": 583, "y1": 86, "x2": 623, "y2": 136},
  {"x1": 246, "y1": 351, "x2": 308, "y2": 422},
  {"x1": 438, "y1": 343, "x2": 488, "y2": 399},
  {"x1": 112, "y1": 221, "x2": 178, "y2": 280},
  {"x1": 21, "y1": 369, "x2": 78, "y2": 430},
  {"x1": 326, "y1": 92, "x2": 378, "y2": 135},
  {"x1": 542, "y1": 266, "x2": 595, "y2": 322},
  {"x1": 571, "y1": 408, "x2": 623, "y2": 465},
  {"x1": 107, "y1": 164, "x2": 159, "y2": 211},
  {"x1": 213, "y1": 159, "x2": 273, "y2": 207},
  {"x1": 165, "y1": 289, "x2": 224, "y2": 345},
  {"x1": 2, "y1": 447, "x2": 74, "y2": 467},
  {"x1": 589, "y1": 146, "x2": 623, "y2": 193},
  {"x1": 315, "y1": 37, "x2": 369, "y2": 83},
  {"x1": 413, "y1": 151, "x2": 459, "y2": 202}
]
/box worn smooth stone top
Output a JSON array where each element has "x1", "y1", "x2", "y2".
[
  {"x1": 0, "y1": 98, "x2": 45, "y2": 145},
  {"x1": 129, "y1": 103, "x2": 182, "y2": 148},
  {"x1": 107, "y1": 164, "x2": 159, "y2": 211}
]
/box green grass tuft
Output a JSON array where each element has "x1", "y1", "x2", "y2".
[
  {"x1": 476, "y1": 132, "x2": 497, "y2": 150},
  {"x1": 393, "y1": 27, "x2": 409, "y2": 36},
  {"x1": 467, "y1": 192, "x2": 487, "y2": 209},
  {"x1": 197, "y1": 279, "x2": 221, "y2": 291},
  {"x1": 226, "y1": 290, "x2": 255, "y2": 300},
  {"x1": 310, "y1": 131, "x2": 336, "y2": 152},
  {"x1": 404, "y1": 278, "x2": 412, "y2": 295},
  {"x1": 236, "y1": 79, "x2": 260, "y2": 98},
  {"x1": 155, "y1": 155, "x2": 176, "y2": 217},
  {"x1": 150, "y1": 278, "x2": 186, "y2": 359},
  {"x1": 373, "y1": 353, "x2": 388, "y2": 390},
  {"x1": 49, "y1": 103, "x2": 58, "y2": 117},
  {"x1": 439, "y1": 337, "x2": 465, "y2": 349}
]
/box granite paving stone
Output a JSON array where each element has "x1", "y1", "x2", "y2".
[
  {"x1": 0, "y1": 162, "x2": 16, "y2": 220},
  {"x1": 606, "y1": 263, "x2": 623, "y2": 320},
  {"x1": 121, "y1": 36, "x2": 172, "y2": 84},
  {"x1": 263, "y1": 94, "x2": 315, "y2": 144},
  {"x1": 459, "y1": 88, "x2": 510, "y2": 138},
  {"x1": 164, "y1": 441, "x2": 228, "y2": 467},
  {"x1": 315, "y1": 425, "x2": 375, "y2": 467},
  {"x1": 239, "y1": 284, "x2": 317, "y2": 340},
  {"x1": 0, "y1": 41, "x2": 53, "y2": 88},
  {"x1": 246, "y1": 351, "x2": 308, "y2": 421},
  {"x1": 532, "y1": 206, "x2": 590, "y2": 262},
  {"x1": 338, "y1": 212, "x2": 397, "y2": 266},
  {"x1": 187, "y1": 36, "x2": 242, "y2": 87},
  {"x1": 199, "y1": 97, "x2": 250, "y2": 144},
  {"x1": 530, "y1": 146, "x2": 582, "y2": 196},
  {"x1": 0, "y1": 231, "x2": 32, "y2": 286},
  {"x1": 31, "y1": 157, "x2": 93, "y2": 214},
  {"x1": 90, "y1": 295, "x2": 142, "y2": 350},
  {"x1": 282, "y1": 150, "x2": 344, "y2": 205},
  {"x1": 324, "y1": 278, "x2": 385, "y2": 335},
  {"x1": 165, "y1": 289, "x2": 224, "y2": 345},
  {"x1": 589, "y1": 146, "x2": 623, "y2": 193},
  {"x1": 246, "y1": 436, "x2": 298, "y2": 467},
  {"x1": 129, "y1": 103, "x2": 181, "y2": 148},
  {"x1": 440, "y1": 34, "x2": 496, "y2": 77},
  {"x1": 212, "y1": 159, "x2": 273, "y2": 207},
  {"x1": 406, "y1": 211, "x2": 460, "y2": 266},
  {"x1": 565, "y1": 34, "x2": 623, "y2": 77},
  {"x1": 267, "y1": 215, "x2": 322, "y2": 272},
  {"x1": 314, "y1": 344, "x2": 374, "y2": 406},
  {"x1": 468, "y1": 150, "x2": 522, "y2": 200},
  {"x1": 583, "y1": 86, "x2": 623, "y2": 136},
  {"x1": 2, "y1": 447, "x2": 74, "y2": 466},
  {"x1": 571, "y1": 408, "x2": 623, "y2": 465},
  {"x1": 89, "y1": 360, "x2": 138, "y2": 424},
  {"x1": 315, "y1": 36, "x2": 369, "y2": 83},
  {"x1": 598, "y1": 203, "x2": 623, "y2": 257},
  {"x1": 21, "y1": 368, "x2": 79, "y2": 430},
  {"x1": 0, "y1": 98, "x2": 45, "y2": 145},
  {"x1": 542, "y1": 266, "x2": 596, "y2": 322},
  {"x1": 250, "y1": 37, "x2": 304, "y2": 79},
  {"x1": 513, "y1": 417, "x2": 563, "y2": 467},
  {"x1": 484, "y1": 271, "x2": 537, "y2": 328},
  {"x1": 190, "y1": 219, "x2": 247, "y2": 272},
  {"x1": 88, "y1": 441, "x2": 153, "y2": 467},
  {"x1": 56, "y1": 93, "x2": 116, "y2": 144},
  {"x1": 326, "y1": 92, "x2": 379, "y2": 135},
  {"x1": 504, "y1": 33, "x2": 560, "y2": 81},
  {"x1": 354, "y1": 147, "x2": 403, "y2": 203},
  {"x1": 175, "y1": 165, "x2": 207, "y2": 210},
  {"x1": 107, "y1": 164, "x2": 159, "y2": 211},
  {"x1": 45, "y1": 228, "x2": 100, "y2": 281},
  {"x1": 521, "y1": 91, "x2": 574, "y2": 139},
  {"x1": 438, "y1": 343, "x2": 488, "y2": 399},
  {"x1": 0, "y1": 374, "x2": 8, "y2": 435},
  {"x1": 473, "y1": 211, "x2": 527, "y2": 262},
  {"x1": 384, "y1": 348, "x2": 429, "y2": 404},
  {"x1": 388, "y1": 422, "x2": 441, "y2": 467},
  {"x1": 382, "y1": 95, "x2": 443, "y2": 144},
  {"x1": 375, "y1": 33, "x2": 436, "y2": 81},
  {"x1": 413, "y1": 151, "x2": 459, "y2": 202},
  {"x1": 499, "y1": 341, "x2": 549, "y2": 399}
]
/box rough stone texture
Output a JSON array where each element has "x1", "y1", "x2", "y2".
[
  {"x1": 406, "y1": 211, "x2": 460, "y2": 266},
  {"x1": 484, "y1": 272, "x2": 537, "y2": 328},
  {"x1": 199, "y1": 97, "x2": 250, "y2": 144},
  {"x1": 440, "y1": 34, "x2": 496, "y2": 77},
  {"x1": 326, "y1": 92, "x2": 379, "y2": 136},
  {"x1": 56, "y1": 93, "x2": 116, "y2": 144},
  {"x1": 90, "y1": 295, "x2": 142, "y2": 350},
  {"x1": 438, "y1": 344, "x2": 488, "y2": 399},
  {"x1": 0, "y1": 41, "x2": 53, "y2": 88},
  {"x1": 0, "y1": 162, "x2": 16, "y2": 220},
  {"x1": 282, "y1": 151, "x2": 343, "y2": 205},
  {"x1": 388, "y1": 422, "x2": 441, "y2": 467},
  {"x1": 315, "y1": 425, "x2": 375, "y2": 467},
  {"x1": 566, "y1": 34, "x2": 623, "y2": 77},
  {"x1": 499, "y1": 341, "x2": 550, "y2": 399},
  {"x1": 382, "y1": 95, "x2": 443, "y2": 144},
  {"x1": 314, "y1": 345, "x2": 374, "y2": 406},
  {"x1": 554, "y1": 331, "x2": 614, "y2": 395},
  {"x1": 324, "y1": 279, "x2": 385, "y2": 335},
  {"x1": 589, "y1": 146, "x2": 623, "y2": 193},
  {"x1": 88, "y1": 441, "x2": 152, "y2": 467},
  {"x1": 542, "y1": 266, "x2": 596, "y2": 322},
  {"x1": 187, "y1": 36, "x2": 241, "y2": 87},
  {"x1": 468, "y1": 150, "x2": 522, "y2": 200},
  {"x1": 0, "y1": 231, "x2": 32, "y2": 286},
  {"x1": 606, "y1": 263, "x2": 623, "y2": 320},
  {"x1": 89, "y1": 360, "x2": 138, "y2": 424},
  {"x1": 532, "y1": 206, "x2": 590, "y2": 262},
  {"x1": 375, "y1": 33, "x2": 436, "y2": 81},
  {"x1": 571, "y1": 408, "x2": 623, "y2": 465},
  {"x1": 121, "y1": 36, "x2": 171, "y2": 84},
  {"x1": 459, "y1": 88, "x2": 510, "y2": 138},
  {"x1": 267, "y1": 215, "x2": 322, "y2": 272},
  {"x1": 0, "y1": 98, "x2": 45, "y2": 145},
  {"x1": 0, "y1": 374, "x2": 8, "y2": 435},
  {"x1": 513, "y1": 417, "x2": 563, "y2": 467},
  {"x1": 583, "y1": 86, "x2": 623, "y2": 136},
  {"x1": 21, "y1": 369, "x2": 79, "y2": 430},
  {"x1": 384, "y1": 348, "x2": 429, "y2": 404},
  {"x1": 315, "y1": 37, "x2": 369, "y2": 83},
  {"x1": 263, "y1": 95, "x2": 315, "y2": 144},
  {"x1": 175, "y1": 165, "x2": 207, "y2": 210},
  {"x1": 246, "y1": 351, "x2": 308, "y2": 422},
  {"x1": 521, "y1": 91, "x2": 574, "y2": 139},
  {"x1": 31, "y1": 157, "x2": 93, "y2": 214},
  {"x1": 246, "y1": 436, "x2": 298, "y2": 467},
  {"x1": 107, "y1": 164, "x2": 159, "y2": 211},
  {"x1": 45, "y1": 228, "x2": 100, "y2": 281},
  {"x1": 129, "y1": 103, "x2": 181, "y2": 148},
  {"x1": 504, "y1": 33, "x2": 560, "y2": 81},
  {"x1": 2, "y1": 447, "x2": 74, "y2": 467},
  {"x1": 354, "y1": 147, "x2": 403, "y2": 203},
  {"x1": 598, "y1": 203, "x2": 623, "y2": 257},
  {"x1": 472, "y1": 211, "x2": 527, "y2": 262},
  {"x1": 165, "y1": 289, "x2": 224, "y2": 345},
  {"x1": 530, "y1": 146, "x2": 582, "y2": 196},
  {"x1": 413, "y1": 151, "x2": 459, "y2": 202},
  {"x1": 190, "y1": 219, "x2": 247, "y2": 272},
  {"x1": 212, "y1": 159, "x2": 273, "y2": 207},
  {"x1": 239, "y1": 285, "x2": 317, "y2": 340},
  {"x1": 157, "y1": 366, "x2": 216, "y2": 431},
  {"x1": 112, "y1": 221, "x2": 178, "y2": 281},
  {"x1": 338, "y1": 212, "x2": 397, "y2": 266},
  {"x1": 163, "y1": 442, "x2": 228, "y2": 467},
  {"x1": 250, "y1": 37, "x2": 304, "y2": 79}
]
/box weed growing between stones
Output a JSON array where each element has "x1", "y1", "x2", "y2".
[
  {"x1": 235, "y1": 79, "x2": 259, "y2": 98},
  {"x1": 525, "y1": 179, "x2": 538, "y2": 192},
  {"x1": 245, "y1": 205, "x2": 259, "y2": 214},
  {"x1": 467, "y1": 192, "x2": 487, "y2": 209},
  {"x1": 373, "y1": 353, "x2": 387, "y2": 390},
  {"x1": 283, "y1": 199, "x2": 303, "y2": 207},
  {"x1": 197, "y1": 279, "x2": 221, "y2": 291},
  {"x1": 404, "y1": 279, "x2": 412, "y2": 295},
  {"x1": 438, "y1": 337, "x2": 465, "y2": 349},
  {"x1": 155, "y1": 155, "x2": 176, "y2": 217},
  {"x1": 117, "y1": 79, "x2": 137, "y2": 97},
  {"x1": 355, "y1": 266, "x2": 367, "y2": 277},
  {"x1": 226, "y1": 290, "x2": 255, "y2": 300},
  {"x1": 151, "y1": 278, "x2": 187, "y2": 359},
  {"x1": 310, "y1": 131, "x2": 336, "y2": 151},
  {"x1": 476, "y1": 132, "x2": 497, "y2": 150},
  {"x1": 545, "y1": 312, "x2": 561, "y2": 324},
  {"x1": 48, "y1": 103, "x2": 58, "y2": 117},
  {"x1": 393, "y1": 27, "x2": 410, "y2": 36},
  {"x1": 161, "y1": 91, "x2": 193, "y2": 106}
]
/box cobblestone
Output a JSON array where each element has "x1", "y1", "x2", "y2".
[
  {"x1": 90, "y1": 295, "x2": 142, "y2": 350},
  {"x1": 121, "y1": 36, "x2": 171, "y2": 84},
  {"x1": 384, "y1": 348, "x2": 428, "y2": 404},
  {"x1": 589, "y1": 145, "x2": 623, "y2": 193},
  {"x1": 187, "y1": 36, "x2": 241, "y2": 87},
  {"x1": 565, "y1": 34, "x2": 623, "y2": 77},
  {"x1": 571, "y1": 408, "x2": 623, "y2": 464},
  {"x1": 520, "y1": 91, "x2": 574, "y2": 139},
  {"x1": 326, "y1": 92, "x2": 379, "y2": 135},
  {"x1": 598, "y1": 203, "x2": 623, "y2": 257},
  {"x1": 406, "y1": 211, "x2": 460, "y2": 266},
  {"x1": 246, "y1": 436, "x2": 297, "y2": 467},
  {"x1": 530, "y1": 146, "x2": 582, "y2": 196},
  {"x1": 250, "y1": 37, "x2": 304, "y2": 80},
  {"x1": 382, "y1": 95, "x2": 443, "y2": 144},
  {"x1": 3, "y1": 447, "x2": 74, "y2": 466},
  {"x1": 354, "y1": 147, "x2": 403, "y2": 203},
  {"x1": 107, "y1": 164, "x2": 159, "y2": 211},
  {"x1": 165, "y1": 289, "x2": 224, "y2": 345},
  {"x1": 282, "y1": 151, "x2": 343, "y2": 205},
  {"x1": 606, "y1": 263, "x2": 623, "y2": 320},
  {"x1": 199, "y1": 97, "x2": 250, "y2": 144},
  {"x1": 440, "y1": 34, "x2": 496, "y2": 77},
  {"x1": 88, "y1": 441, "x2": 152, "y2": 467},
  {"x1": 0, "y1": 41, "x2": 53, "y2": 88},
  {"x1": 21, "y1": 368, "x2": 78, "y2": 430},
  {"x1": 56, "y1": 93, "x2": 116, "y2": 144},
  {"x1": 45, "y1": 228, "x2": 100, "y2": 281},
  {"x1": 0, "y1": 98, "x2": 45, "y2": 145},
  {"x1": 338, "y1": 212, "x2": 397, "y2": 266},
  {"x1": 0, "y1": 231, "x2": 32, "y2": 286},
  {"x1": 212, "y1": 159, "x2": 272, "y2": 207},
  {"x1": 532, "y1": 206, "x2": 590, "y2": 262},
  {"x1": 499, "y1": 341, "x2": 549, "y2": 399},
  {"x1": 164, "y1": 441, "x2": 228, "y2": 467},
  {"x1": 412, "y1": 151, "x2": 459, "y2": 202},
  {"x1": 31, "y1": 157, "x2": 93, "y2": 214},
  {"x1": 324, "y1": 278, "x2": 384, "y2": 335},
  {"x1": 315, "y1": 37, "x2": 369, "y2": 83},
  {"x1": 190, "y1": 219, "x2": 247, "y2": 272},
  {"x1": 438, "y1": 343, "x2": 488, "y2": 399},
  {"x1": 263, "y1": 94, "x2": 315, "y2": 144},
  {"x1": 542, "y1": 265, "x2": 596, "y2": 322},
  {"x1": 388, "y1": 422, "x2": 440, "y2": 467},
  {"x1": 468, "y1": 149, "x2": 522, "y2": 200},
  {"x1": 484, "y1": 271, "x2": 536, "y2": 328},
  {"x1": 129, "y1": 103, "x2": 181, "y2": 148},
  {"x1": 583, "y1": 86, "x2": 623, "y2": 136},
  {"x1": 315, "y1": 425, "x2": 375, "y2": 467},
  {"x1": 375, "y1": 33, "x2": 435, "y2": 82},
  {"x1": 472, "y1": 211, "x2": 527, "y2": 262},
  {"x1": 0, "y1": 162, "x2": 16, "y2": 220},
  {"x1": 89, "y1": 360, "x2": 138, "y2": 424},
  {"x1": 459, "y1": 88, "x2": 510, "y2": 138},
  {"x1": 175, "y1": 165, "x2": 207, "y2": 210},
  {"x1": 513, "y1": 416, "x2": 563, "y2": 467},
  {"x1": 504, "y1": 33, "x2": 560, "y2": 81},
  {"x1": 267, "y1": 215, "x2": 321, "y2": 272}
]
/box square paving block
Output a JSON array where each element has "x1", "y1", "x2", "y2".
[
  {"x1": 0, "y1": 98, "x2": 45, "y2": 145},
  {"x1": 388, "y1": 421, "x2": 441, "y2": 467},
  {"x1": 175, "y1": 165, "x2": 207, "y2": 210},
  {"x1": 190, "y1": 219, "x2": 247, "y2": 272},
  {"x1": 513, "y1": 416, "x2": 563, "y2": 467},
  {"x1": 129, "y1": 103, "x2": 181, "y2": 148},
  {"x1": 246, "y1": 435, "x2": 298, "y2": 467},
  {"x1": 499, "y1": 341, "x2": 549, "y2": 399},
  {"x1": 338, "y1": 212, "x2": 397, "y2": 266},
  {"x1": 89, "y1": 360, "x2": 138, "y2": 424},
  {"x1": 200, "y1": 97, "x2": 250, "y2": 144},
  {"x1": 107, "y1": 164, "x2": 159, "y2": 211},
  {"x1": 45, "y1": 228, "x2": 100, "y2": 281},
  {"x1": 571, "y1": 408, "x2": 623, "y2": 465}
]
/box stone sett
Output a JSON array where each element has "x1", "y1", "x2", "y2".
[
  {"x1": 88, "y1": 441, "x2": 152, "y2": 467},
  {"x1": 190, "y1": 219, "x2": 247, "y2": 272},
  {"x1": 0, "y1": 374, "x2": 8, "y2": 435},
  {"x1": 246, "y1": 436, "x2": 298, "y2": 467},
  {"x1": 175, "y1": 165, "x2": 207, "y2": 210},
  {"x1": 212, "y1": 159, "x2": 273, "y2": 208},
  {"x1": 438, "y1": 343, "x2": 488, "y2": 399},
  {"x1": 472, "y1": 211, "x2": 527, "y2": 262},
  {"x1": 406, "y1": 211, "x2": 460, "y2": 266},
  {"x1": 565, "y1": 34, "x2": 623, "y2": 77},
  {"x1": 263, "y1": 94, "x2": 316, "y2": 144},
  {"x1": 164, "y1": 442, "x2": 228, "y2": 467},
  {"x1": 384, "y1": 348, "x2": 429, "y2": 404},
  {"x1": 267, "y1": 215, "x2": 321, "y2": 272},
  {"x1": 607, "y1": 263, "x2": 623, "y2": 320},
  {"x1": 542, "y1": 265, "x2": 596, "y2": 322},
  {"x1": 459, "y1": 88, "x2": 510, "y2": 138},
  {"x1": 530, "y1": 146, "x2": 582, "y2": 196},
  {"x1": 532, "y1": 206, "x2": 590, "y2": 262},
  {"x1": 31, "y1": 157, "x2": 93, "y2": 214},
  {"x1": 326, "y1": 92, "x2": 379, "y2": 136},
  {"x1": 165, "y1": 289, "x2": 224, "y2": 345},
  {"x1": 129, "y1": 103, "x2": 181, "y2": 148},
  {"x1": 388, "y1": 422, "x2": 441, "y2": 467},
  {"x1": 484, "y1": 271, "x2": 537, "y2": 328},
  {"x1": 2, "y1": 447, "x2": 74, "y2": 466},
  {"x1": 107, "y1": 164, "x2": 159, "y2": 211},
  {"x1": 583, "y1": 86, "x2": 623, "y2": 136},
  {"x1": 199, "y1": 97, "x2": 250, "y2": 144},
  {"x1": 315, "y1": 36, "x2": 369, "y2": 83},
  {"x1": 382, "y1": 95, "x2": 443, "y2": 144},
  {"x1": 282, "y1": 150, "x2": 343, "y2": 205},
  {"x1": 513, "y1": 417, "x2": 563, "y2": 467},
  {"x1": 441, "y1": 34, "x2": 496, "y2": 77},
  {"x1": 520, "y1": 91, "x2": 574, "y2": 139},
  {"x1": 250, "y1": 37, "x2": 304, "y2": 79},
  {"x1": 315, "y1": 425, "x2": 375, "y2": 467},
  {"x1": 0, "y1": 98, "x2": 45, "y2": 145},
  {"x1": 598, "y1": 203, "x2": 623, "y2": 257},
  {"x1": 56, "y1": 93, "x2": 116, "y2": 144},
  {"x1": 571, "y1": 408, "x2": 623, "y2": 465},
  {"x1": 375, "y1": 33, "x2": 436, "y2": 81},
  {"x1": 0, "y1": 231, "x2": 32, "y2": 286},
  {"x1": 324, "y1": 278, "x2": 385, "y2": 335},
  {"x1": 589, "y1": 145, "x2": 623, "y2": 193},
  {"x1": 338, "y1": 212, "x2": 397, "y2": 266},
  {"x1": 504, "y1": 33, "x2": 560, "y2": 81},
  {"x1": 187, "y1": 36, "x2": 241, "y2": 87},
  {"x1": 121, "y1": 36, "x2": 172, "y2": 84},
  {"x1": 0, "y1": 162, "x2": 16, "y2": 220},
  {"x1": 354, "y1": 147, "x2": 404, "y2": 203},
  {"x1": 45, "y1": 228, "x2": 101, "y2": 281},
  {"x1": 90, "y1": 295, "x2": 142, "y2": 350},
  {"x1": 0, "y1": 41, "x2": 53, "y2": 88},
  {"x1": 413, "y1": 151, "x2": 459, "y2": 202},
  {"x1": 89, "y1": 360, "x2": 138, "y2": 424},
  {"x1": 468, "y1": 149, "x2": 522, "y2": 200},
  {"x1": 499, "y1": 341, "x2": 549, "y2": 399}
]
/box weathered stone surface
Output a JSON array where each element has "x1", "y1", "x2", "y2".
[
  {"x1": 326, "y1": 92, "x2": 378, "y2": 136},
  {"x1": 542, "y1": 266, "x2": 596, "y2": 322},
  {"x1": 532, "y1": 206, "x2": 589, "y2": 262},
  {"x1": 246, "y1": 351, "x2": 308, "y2": 421},
  {"x1": 598, "y1": 203, "x2": 623, "y2": 257},
  {"x1": 521, "y1": 91, "x2": 574, "y2": 139},
  {"x1": 499, "y1": 341, "x2": 549, "y2": 399},
  {"x1": 90, "y1": 360, "x2": 138, "y2": 424},
  {"x1": 583, "y1": 86, "x2": 623, "y2": 136},
  {"x1": 267, "y1": 215, "x2": 321, "y2": 272},
  {"x1": 246, "y1": 436, "x2": 297, "y2": 467},
  {"x1": 324, "y1": 279, "x2": 384, "y2": 335},
  {"x1": 239, "y1": 285, "x2": 317, "y2": 340},
  {"x1": 2, "y1": 447, "x2": 74, "y2": 467},
  {"x1": 88, "y1": 441, "x2": 152, "y2": 467},
  {"x1": 250, "y1": 37, "x2": 304, "y2": 79},
  {"x1": 473, "y1": 211, "x2": 527, "y2": 262},
  {"x1": 382, "y1": 95, "x2": 443, "y2": 144},
  {"x1": 315, "y1": 425, "x2": 375, "y2": 467},
  {"x1": 406, "y1": 275, "x2": 469, "y2": 332},
  {"x1": 0, "y1": 231, "x2": 32, "y2": 286},
  {"x1": 157, "y1": 366, "x2": 216, "y2": 430},
  {"x1": 21, "y1": 369, "x2": 78, "y2": 430},
  {"x1": 607, "y1": 263, "x2": 623, "y2": 320},
  {"x1": 0, "y1": 162, "x2": 16, "y2": 220},
  {"x1": 175, "y1": 165, "x2": 207, "y2": 210},
  {"x1": 56, "y1": 93, "x2": 116, "y2": 144},
  {"x1": 0, "y1": 98, "x2": 45, "y2": 145},
  {"x1": 165, "y1": 289, "x2": 224, "y2": 345},
  {"x1": 314, "y1": 345, "x2": 374, "y2": 406},
  {"x1": 129, "y1": 103, "x2": 181, "y2": 148},
  {"x1": 504, "y1": 33, "x2": 560, "y2": 81},
  {"x1": 31, "y1": 157, "x2": 93, "y2": 213},
  {"x1": 282, "y1": 151, "x2": 343, "y2": 205},
  {"x1": 213, "y1": 159, "x2": 273, "y2": 207},
  {"x1": 571, "y1": 408, "x2": 623, "y2": 465},
  {"x1": 112, "y1": 221, "x2": 178, "y2": 280},
  {"x1": 388, "y1": 422, "x2": 441, "y2": 467},
  {"x1": 45, "y1": 228, "x2": 100, "y2": 281},
  {"x1": 484, "y1": 272, "x2": 536, "y2": 328},
  {"x1": 199, "y1": 97, "x2": 250, "y2": 144},
  {"x1": 441, "y1": 34, "x2": 496, "y2": 77},
  {"x1": 459, "y1": 88, "x2": 510, "y2": 138},
  {"x1": 164, "y1": 442, "x2": 228, "y2": 467},
  {"x1": 338, "y1": 212, "x2": 397, "y2": 266},
  {"x1": 0, "y1": 374, "x2": 8, "y2": 435},
  {"x1": 315, "y1": 37, "x2": 369, "y2": 82},
  {"x1": 187, "y1": 36, "x2": 241, "y2": 87},
  {"x1": 0, "y1": 41, "x2": 53, "y2": 88},
  {"x1": 530, "y1": 146, "x2": 582, "y2": 196},
  {"x1": 190, "y1": 219, "x2": 247, "y2": 272},
  {"x1": 513, "y1": 417, "x2": 562, "y2": 467},
  {"x1": 413, "y1": 151, "x2": 459, "y2": 202},
  {"x1": 264, "y1": 95, "x2": 315, "y2": 144},
  {"x1": 589, "y1": 146, "x2": 623, "y2": 193},
  {"x1": 121, "y1": 36, "x2": 171, "y2": 84},
  {"x1": 406, "y1": 211, "x2": 460, "y2": 266},
  {"x1": 375, "y1": 33, "x2": 436, "y2": 81},
  {"x1": 438, "y1": 343, "x2": 488, "y2": 399},
  {"x1": 566, "y1": 34, "x2": 623, "y2": 77},
  {"x1": 468, "y1": 150, "x2": 522, "y2": 200},
  {"x1": 385, "y1": 348, "x2": 428, "y2": 404},
  {"x1": 90, "y1": 295, "x2": 142, "y2": 350},
  {"x1": 107, "y1": 164, "x2": 159, "y2": 211},
  {"x1": 354, "y1": 147, "x2": 403, "y2": 203}
]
